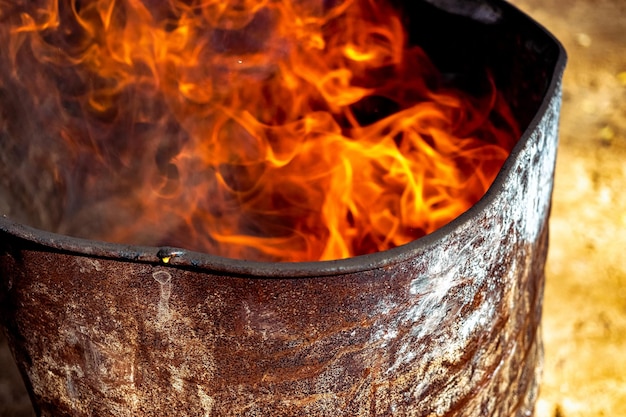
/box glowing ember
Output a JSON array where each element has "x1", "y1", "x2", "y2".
[{"x1": 0, "y1": 0, "x2": 519, "y2": 262}]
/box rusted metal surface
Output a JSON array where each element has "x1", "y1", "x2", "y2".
[{"x1": 0, "y1": 0, "x2": 566, "y2": 416}]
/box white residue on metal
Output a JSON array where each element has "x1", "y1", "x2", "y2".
[
  {"x1": 373, "y1": 326, "x2": 399, "y2": 348},
  {"x1": 459, "y1": 300, "x2": 494, "y2": 340},
  {"x1": 386, "y1": 224, "x2": 502, "y2": 376},
  {"x1": 172, "y1": 374, "x2": 184, "y2": 392},
  {"x1": 152, "y1": 270, "x2": 173, "y2": 322},
  {"x1": 197, "y1": 386, "x2": 215, "y2": 417},
  {"x1": 524, "y1": 92, "x2": 561, "y2": 242},
  {"x1": 75, "y1": 257, "x2": 103, "y2": 273}
]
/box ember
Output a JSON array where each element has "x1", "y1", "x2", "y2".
[{"x1": 0, "y1": 0, "x2": 519, "y2": 261}]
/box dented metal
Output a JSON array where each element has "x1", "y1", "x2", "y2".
[{"x1": 0, "y1": 0, "x2": 566, "y2": 416}]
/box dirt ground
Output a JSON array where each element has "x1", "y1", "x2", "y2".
[{"x1": 1, "y1": 0, "x2": 625, "y2": 416}]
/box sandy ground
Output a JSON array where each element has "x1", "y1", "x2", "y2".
[{"x1": 1, "y1": 0, "x2": 625, "y2": 416}]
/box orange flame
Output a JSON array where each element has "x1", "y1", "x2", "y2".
[{"x1": 0, "y1": 0, "x2": 519, "y2": 261}]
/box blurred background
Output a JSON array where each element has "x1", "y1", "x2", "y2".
[{"x1": 1, "y1": 0, "x2": 625, "y2": 416}]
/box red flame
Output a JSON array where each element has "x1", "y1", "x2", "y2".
[{"x1": 0, "y1": 0, "x2": 519, "y2": 261}]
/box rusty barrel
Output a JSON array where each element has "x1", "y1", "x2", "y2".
[{"x1": 0, "y1": 0, "x2": 566, "y2": 415}]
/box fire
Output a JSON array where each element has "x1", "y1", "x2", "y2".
[{"x1": 0, "y1": 0, "x2": 519, "y2": 262}]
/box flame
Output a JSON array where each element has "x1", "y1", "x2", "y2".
[{"x1": 0, "y1": 0, "x2": 519, "y2": 262}]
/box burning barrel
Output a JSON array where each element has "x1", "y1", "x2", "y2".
[{"x1": 0, "y1": 0, "x2": 565, "y2": 416}]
